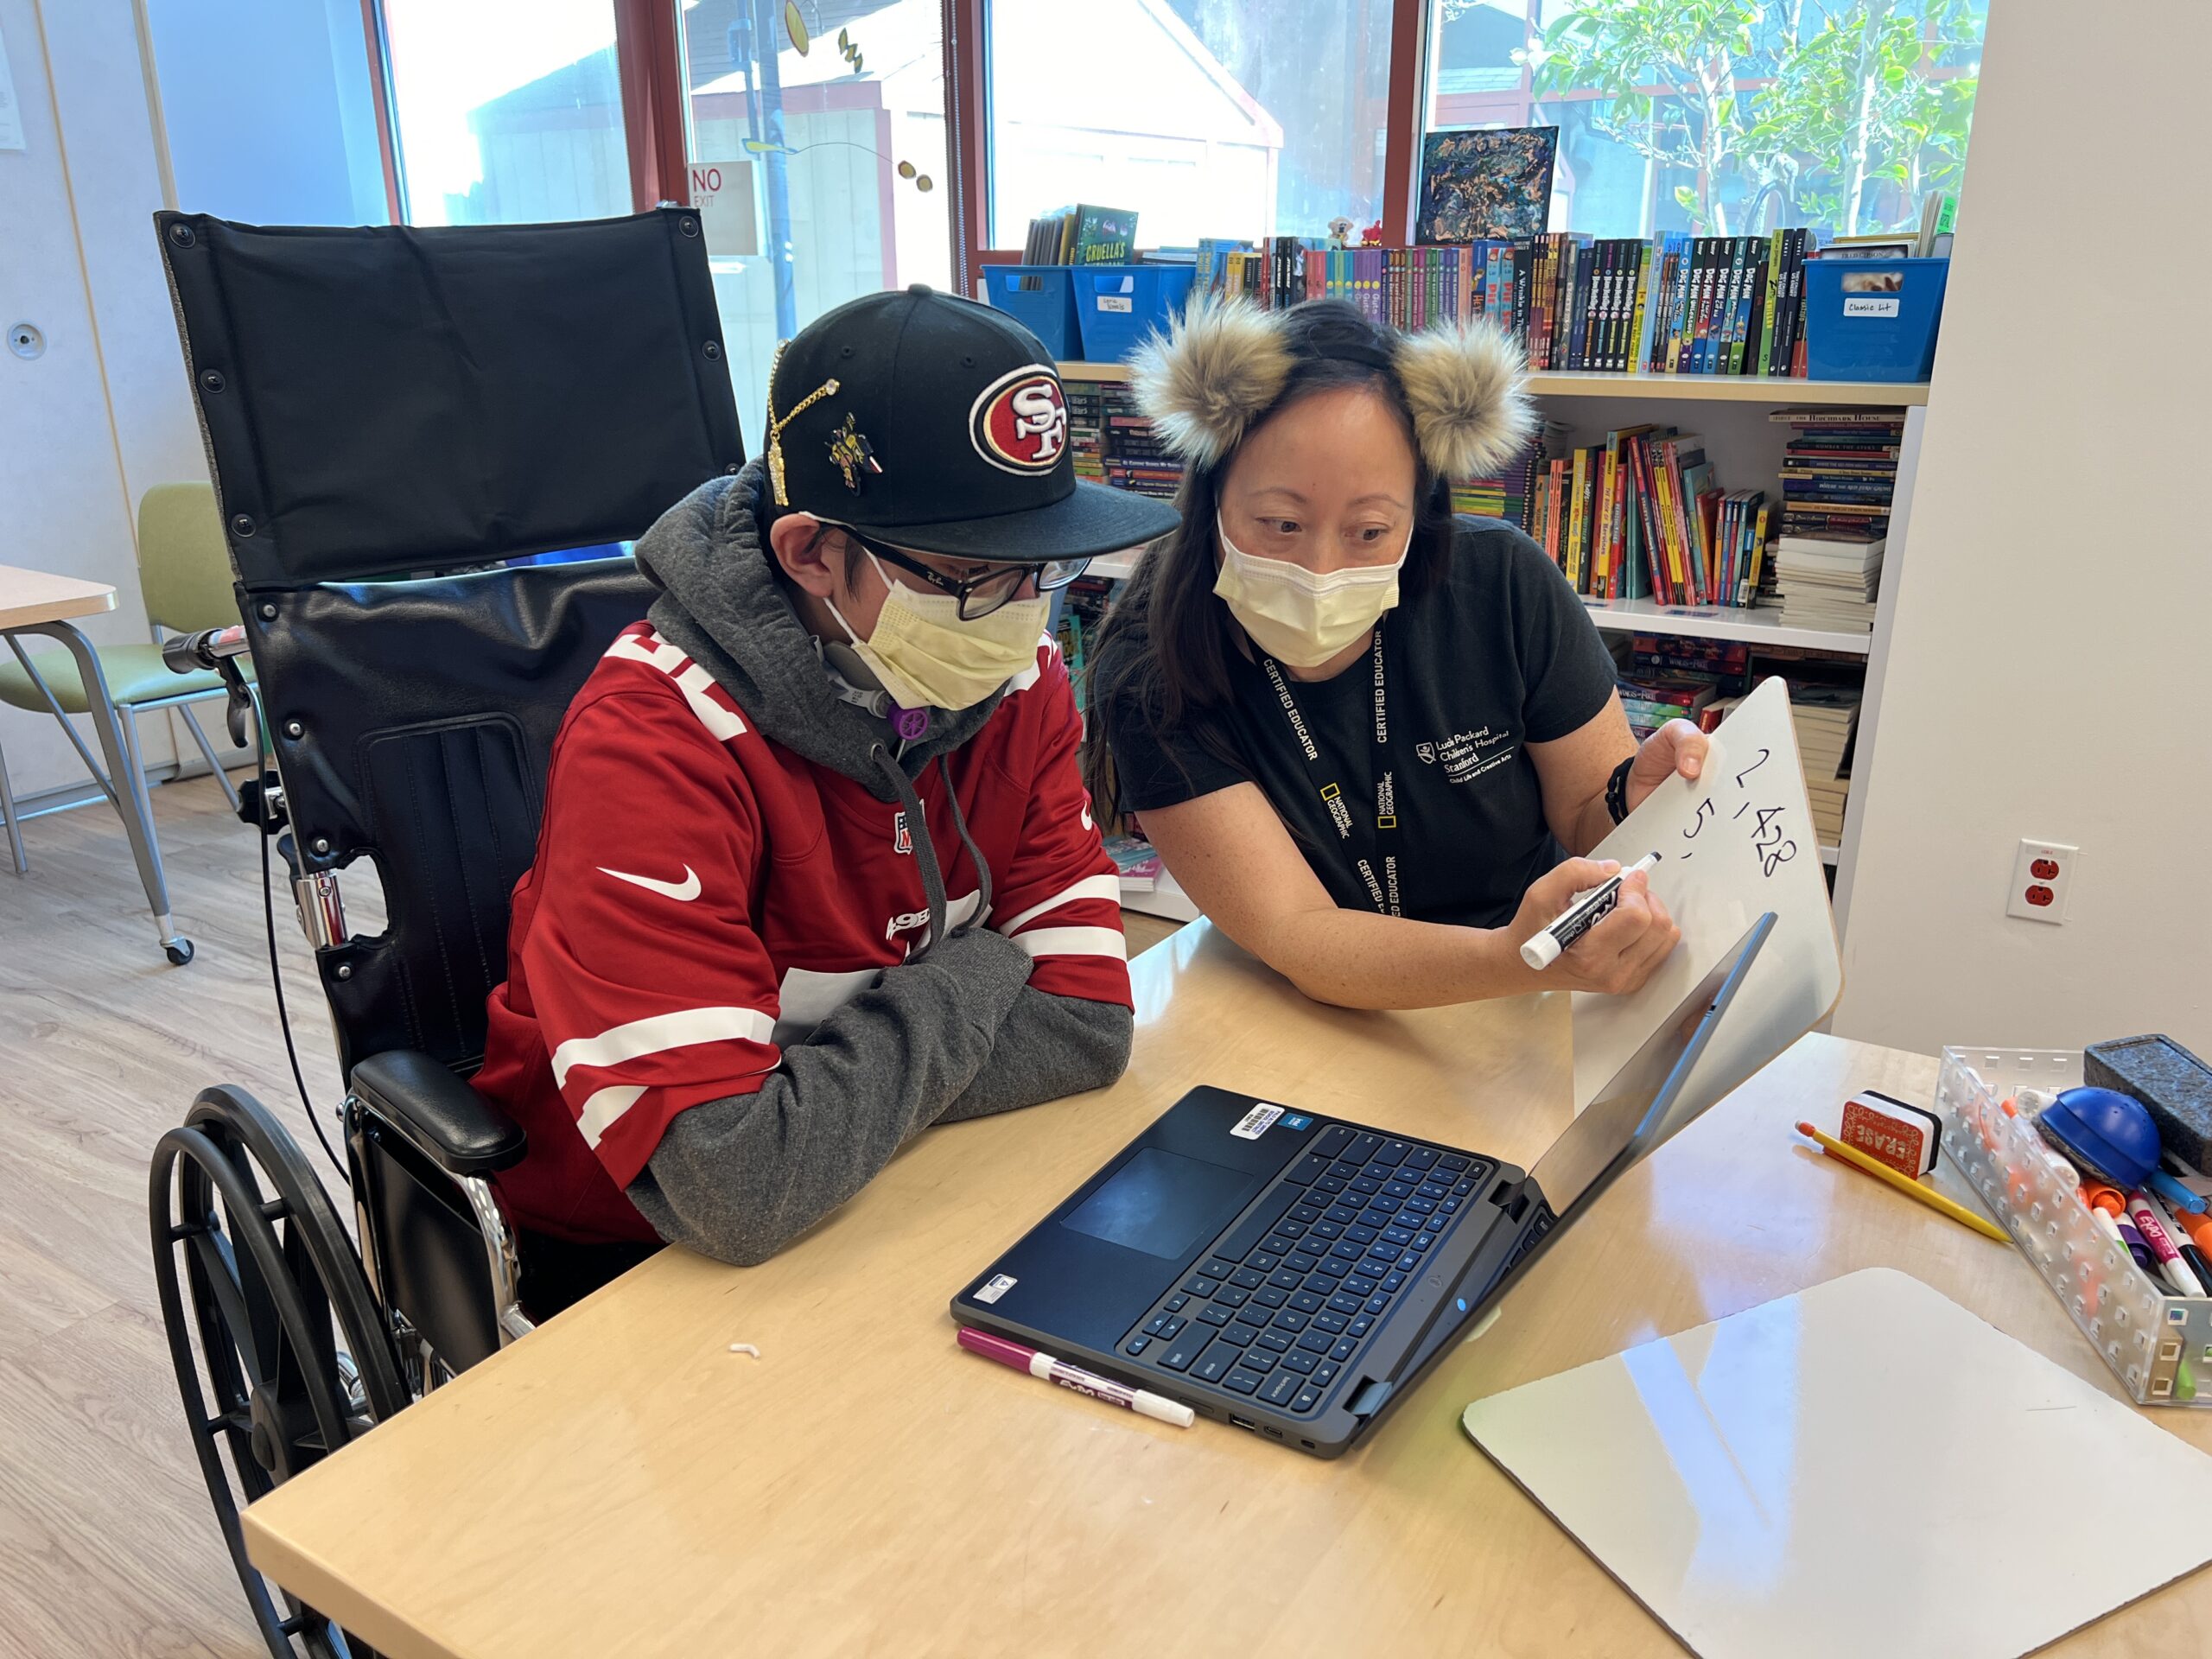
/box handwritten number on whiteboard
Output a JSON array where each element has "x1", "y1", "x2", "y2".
[
  {"x1": 1761, "y1": 838, "x2": 1798, "y2": 878},
  {"x1": 1733, "y1": 747, "x2": 1771, "y2": 789},
  {"x1": 1682, "y1": 799, "x2": 1714, "y2": 839}
]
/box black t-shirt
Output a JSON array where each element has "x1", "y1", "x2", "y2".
[{"x1": 1096, "y1": 518, "x2": 1619, "y2": 929}]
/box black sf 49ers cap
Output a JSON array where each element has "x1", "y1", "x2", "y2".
[{"x1": 761, "y1": 283, "x2": 1182, "y2": 563}]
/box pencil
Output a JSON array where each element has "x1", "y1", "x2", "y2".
[{"x1": 1794, "y1": 1120, "x2": 2012, "y2": 1243}]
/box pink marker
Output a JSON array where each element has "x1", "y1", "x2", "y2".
[{"x1": 957, "y1": 1327, "x2": 1195, "y2": 1427}]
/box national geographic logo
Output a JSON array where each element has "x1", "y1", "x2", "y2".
[
  {"x1": 1319, "y1": 782, "x2": 1354, "y2": 839},
  {"x1": 1376, "y1": 770, "x2": 1396, "y2": 830}
]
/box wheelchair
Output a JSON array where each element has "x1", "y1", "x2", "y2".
[{"x1": 142, "y1": 208, "x2": 745, "y2": 1656}]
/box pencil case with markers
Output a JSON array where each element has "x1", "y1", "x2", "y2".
[{"x1": 1939, "y1": 1047, "x2": 2212, "y2": 1407}]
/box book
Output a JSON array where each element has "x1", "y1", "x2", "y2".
[
  {"x1": 1103, "y1": 834, "x2": 1162, "y2": 890},
  {"x1": 1068, "y1": 205, "x2": 1138, "y2": 265}
]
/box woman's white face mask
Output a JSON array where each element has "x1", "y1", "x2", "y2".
[{"x1": 1211, "y1": 515, "x2": 1410, "y2": 669}]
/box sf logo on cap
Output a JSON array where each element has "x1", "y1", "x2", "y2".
[{"x1": 969, "y1": 366, "x2": 1068, "y2": 474}]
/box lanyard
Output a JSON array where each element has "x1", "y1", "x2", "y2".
[{"x1": 1261, "y1": 627, "x2": 1402, "y2": 917}]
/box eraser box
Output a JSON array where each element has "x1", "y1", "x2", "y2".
[{"x1": 1940, "y1": 1047, "x2": 2212, "y2": 1407}]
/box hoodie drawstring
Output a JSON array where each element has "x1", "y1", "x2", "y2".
[
  {"x1": 868, "y1": 742, "x2": 995, "y2": 958},
  {"x1": 938, "y1": 753, "x2": 992, "y2": 924}
]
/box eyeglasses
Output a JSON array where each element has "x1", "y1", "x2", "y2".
[{"x1": 847, "y1": 531, "x2": 1090, "y2": 620}]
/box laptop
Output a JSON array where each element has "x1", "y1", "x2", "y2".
[{"x1": 952, "y1": 912, "x2": 1774, "y2": 1458}]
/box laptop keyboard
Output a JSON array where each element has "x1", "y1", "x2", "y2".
[{"x1": 1117, "y1": 1125, "x2": 1495, "y2": 1416}]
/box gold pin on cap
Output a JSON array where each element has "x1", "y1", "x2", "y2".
[{"x1": 764, "y1": 338, "x2": 842, "y2": 506}]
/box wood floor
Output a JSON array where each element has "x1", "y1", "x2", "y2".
[{"x1": 0, "y1": 772, "x2": 1180, "y2": 1658}]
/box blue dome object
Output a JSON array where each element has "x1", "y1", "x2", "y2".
[{"x1": 2037, "y1": 1086, "x2": 2162, "y2": 1189}]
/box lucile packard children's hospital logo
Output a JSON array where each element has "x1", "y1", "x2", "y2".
[{"x1": 969, "y1": 365, "x2": 1068, "y2": 474}]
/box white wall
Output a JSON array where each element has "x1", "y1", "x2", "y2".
[
  {"x1": 1834, "y1": 0, "x2": 2212, "y2": 1056},
  {"x1": 0, "y1": 0, "x2": 185, "y2": 797},
  {"x1": 0, "y1": 0, "x2": 385, "y2": 802}
]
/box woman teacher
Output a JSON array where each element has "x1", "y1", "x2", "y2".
[{"x1": 1087, "y1": 299, "x2": 1707, "y2": 1010}]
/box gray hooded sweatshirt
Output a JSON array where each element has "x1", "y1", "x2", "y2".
[{"x1": 619, "y1": 465, "x2": 1132, "y2": 1265}]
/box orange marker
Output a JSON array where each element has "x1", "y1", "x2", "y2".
[
  {"x1": 2175, "y1": 1205, "x2": 2212, "y2": 1258},
  {"x1": 2081, "y1": 1183, "x2": 2127, "y2": 1218}
]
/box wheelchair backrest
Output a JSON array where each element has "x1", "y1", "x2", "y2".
[{"x1": 156, "y1": 209, "x2": 745, "y2": 1075}]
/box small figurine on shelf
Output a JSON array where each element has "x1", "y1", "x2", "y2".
[
  {"x1": 1359, "y1": 220, "x2": 1385, "y2": 248},
  {"x1": 1327, "y1": 216, "x2": 1355, "y2": 251}
]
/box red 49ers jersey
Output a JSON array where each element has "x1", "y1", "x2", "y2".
[{"x1": 476, "y1": 620, "x2": 1129, "y2": 1244}]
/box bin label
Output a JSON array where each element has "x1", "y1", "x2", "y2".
[{"x1": 1843, "y1": 296, "x2": 1901, "y2": 318}]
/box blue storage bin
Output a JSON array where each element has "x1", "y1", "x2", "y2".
[
  {"x1": 986, "y1": 267, "x2": 1081, "y2": 360},
  {"x1": 1804, "y1": 256, "x2": 1949, "y2": 383},
  {"x1": 1073, "y1": 265, "x2": 1198, "y2": 364}
]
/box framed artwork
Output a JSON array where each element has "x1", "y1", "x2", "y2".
[{"x1": 1416, "y1": 128, "x2": 1558, "y2": 243}]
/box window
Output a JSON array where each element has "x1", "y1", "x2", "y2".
[
  {"x1": 378, "y1": 0, "x2": 633, "y2": 226},
  {"x1": 1421, "y1": 0, "x2": 1983, "y2": 240},
  {"x1": 677, "y1": 0, "x2": 954, "y2": 431},
  {"x1": 986, "y1": 0, "x2": 1396, "y2": 248}
]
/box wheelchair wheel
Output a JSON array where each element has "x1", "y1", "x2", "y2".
[{"x1": 149, "y1": 1085, "x2": 409, "y2": 1658}]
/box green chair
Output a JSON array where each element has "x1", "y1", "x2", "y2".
[{"x1": 0, "y1": 484, "x2": 250, "y2": 947}]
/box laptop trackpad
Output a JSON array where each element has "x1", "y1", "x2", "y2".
[{"x1": 1060, "y1": 1147, "x2": 1255, "y2": 1261}]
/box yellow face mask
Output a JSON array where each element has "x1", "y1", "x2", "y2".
[
  {"x1": 828, "y1": 550, "x2": 1049, "y2": 712},
  {"x1": 1211, "y1": 515, "x2": 1409, "y2": 669}
]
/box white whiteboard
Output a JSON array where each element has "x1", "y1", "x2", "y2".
[
  {"x1": 1572, "y1": 675, "x2": 1842, "y2": 1122},
  {"x1": 1464, "y1": 1269, "x2": 2212, "y2": 1659}
]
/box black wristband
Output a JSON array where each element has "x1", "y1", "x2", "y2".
[{"x1": 1604, "y1": 754, "x2": 1636, "y2": 825}]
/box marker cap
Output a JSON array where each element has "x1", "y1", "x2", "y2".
[
  {"x1": 1134, "y1": 1391, "x2": 1196, "y2": 1427},
  {"x1": 1520, "y1": 931, "x2": 1564, "y2": 971}
]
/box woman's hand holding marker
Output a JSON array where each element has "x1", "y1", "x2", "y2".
[
  {"x1": 1508, "y1": 855, "x2": 1680, "y2": 995},
  {"x1": 1624, "y1": 719, "x2": 1712, "y2": 816}
]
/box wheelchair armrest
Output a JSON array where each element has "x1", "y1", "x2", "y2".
[{"x1": 349, "y1": 1049, "x2": 526, "y2": 1177}]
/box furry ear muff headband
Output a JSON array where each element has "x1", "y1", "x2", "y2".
[{"x1": 1129, "y1": 296, "x2": 1535, "y2": 480}]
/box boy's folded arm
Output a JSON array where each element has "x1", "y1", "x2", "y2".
[
  {"x1": 627, "y1": 927, "x2": 1031, "y2": 1266},
  {"x1": 935, "y1": 987, "x2": 1131, "y2": 1125}
]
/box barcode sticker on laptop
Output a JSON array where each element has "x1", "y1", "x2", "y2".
[
  {"x1": 974, "y1": 1274, "x2": 1018, "y2": 1304},
  {"x1": 1230, "y1": 1103, "x2": 1285, "y2": 1140}
]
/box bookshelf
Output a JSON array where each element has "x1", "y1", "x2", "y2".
[
  {"x1": 1058, "y1": 361, "x2": 1929, "y2": 406},
  {"x1": 1578, "y1": 596, "x2": 1872, "y2": 655},
  {"x1": 1059, "y1": 358, "x2": 1923, "y2": 942}
]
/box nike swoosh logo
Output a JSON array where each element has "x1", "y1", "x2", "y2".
[{"x1": 599, "y1": 864, "x2": 702, "y2": 902}]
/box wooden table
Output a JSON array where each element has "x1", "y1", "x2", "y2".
[
  {"x1": 241, "y1": 926, "x2": 2212, "y2": 1656},
  {"x1": 0, "y1": 564, "x2": 185, "y2": 953}
]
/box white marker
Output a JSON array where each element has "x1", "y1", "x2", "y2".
[{"x1": 1521, "y1": 853, "x2": 1662, "y2": 971}]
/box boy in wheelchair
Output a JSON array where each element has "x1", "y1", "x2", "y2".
[{"x1": 474, "y1": 288, "x2": 1181, "y2": 1284}]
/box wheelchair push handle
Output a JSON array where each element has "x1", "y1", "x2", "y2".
[{"x1": 162, "y1": 624, "x2": 250, "y2": 676}]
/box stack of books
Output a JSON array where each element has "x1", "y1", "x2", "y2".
[
  {"x1": 1268, "y1": 230, "x2": 1839, "y2": 378},
  {"x1": 1055, "y1": 575, "x2": 1120, "y2": 716},
  {"x1": 1198, "y1": 237, "x2": 1330, "y2": 308},
  {"x1": 1618, "y1": 635, "x2": 1751, "y2": 741},
  {"x1": 1064, "y1": 379, "x2": 1107, "y2": 485},
  {"x1": 1789, "y1": 685, "x2": 1862, "y2": 846},
  {"x1": 1098, "y1": 381, "x2": 1183, "y2": 499},
  {"x1": 1022, "y1": 204, "x2": 1140, "y2": 267},
  {"x1": 1773, "y1": 537, "x2": 1885, "y2": 631},
  {"x1": 1770, "y1": 409, "x2": 1905, "y2": 631},
  {"x1": 1103, "y1": 834, "x2": 1162, "y2": 892},
  {"x1": 1529, "y1": 427, "x2": 1770, "y2": 606},
  {"x1": 1455, "y1": 421, "x2": 1568, "y2": 532}
]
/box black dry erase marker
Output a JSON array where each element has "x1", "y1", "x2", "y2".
[{"x1": 1521, "y1": 852, "x2": 1662, "y2": 970}]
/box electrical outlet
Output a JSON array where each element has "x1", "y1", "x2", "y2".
[{"x1": 2007, "y1": 839, "x2": 2079, "y2": 924}]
